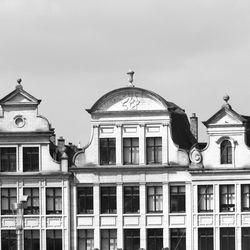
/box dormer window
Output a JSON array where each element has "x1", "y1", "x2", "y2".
[{"x1": 220, "y1": 140, "x2": 232, "y2": 164}]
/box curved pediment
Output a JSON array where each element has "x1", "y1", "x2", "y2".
[{"x1": 87, "y1": 87, "x2": 182, "y2": 113}]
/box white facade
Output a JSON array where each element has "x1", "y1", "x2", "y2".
[
  {"x1": 1, "y1": 82, "x2": 250, "y2": 250},
  {"x1": 0, "y1": 84, "x2": 71, "y2": 250}
]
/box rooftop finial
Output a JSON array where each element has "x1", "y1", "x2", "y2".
[
  {"x1": 16, "y1": 78, "x2": 23, "y2": 90},
  {"x1": 127, "y1": 69, "x2": 135, "y2": 87},
  {"x1": 222, "y1": 94, "x2": 231, "y2": 109}
]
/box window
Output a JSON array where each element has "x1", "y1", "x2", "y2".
[
  {"x1": 24, "y1": 230, "x2": 40, "y2": 250},
  {"x1": 170, "y1": 228, "x2": 186, "y2": 250},
  {"x1": 78, "y1": 229, "x2": 94, "y2": 250},
  {"x1": 1, "y1": 230, "x2": 17, "y2": 250},
  {"x1": 147, "y1": 229, "x2": 163, "y2": 250},
  {"x1": 221, "y1": 140, "x2": 232, "y2": 164},
  {"x1": 124, "y1": 186, "x2": 139, "y2": 213},
  {"x1": 1, "y1": 188, "x2": 16, "y2": 215},
  {"x1": 101, "y1": 229, "x2": 117, "y2": 250},
  {"x1": 23, "y1": 147, "x2": 39, "y2": 171},
  {"x1": 123, "y1": 138, "x2": 139, "y2": 165},
  {"x1": 146, "y1": 137, "x2": 162, "y2": 164},
  {"x1": 0, "y1": 147, "x2": 16, "y2": 172},
  {"x1": 46, "y1": 230, "x2": 62, "y2": 250},
  {"x1": 220, "y1": 185, "x2": 235, "y2": 212},
  {"x1": 101, "y1": 187, "x2": 116, "y2": 214},
  {"x1": 24, "y1": 188, "x2": 39, "y2": 215},
  {"x1": 147, "y1": 186, "x2": 163, "y2": 213},
  {"x1": 100, "y1": 138, "x2": 116, "y2": 165},
  {"x1": 46, "y1": 188, "x2": 62, "y2": 214},
  {"x1": 198, "y1": 185, "x2": 213, "y2": 212},
  {"x1": 170, "y1": 185, "x2": 185, "y2": 213},
  {"x1": 242, "y1": 184, "x2": 250, "y2": 212},
  {"x1": 198, "y1": 228, "x2": 213, "y2": 250},
  {"x1": 220, "y1": 228, "x2": 235, "y2": 250},
  {"x1": 124, "y1": 229, "x2": 140, "y2": 250},
  {"x1": 77, "y1": 187, "x2": 93, "y2": 214},
  {"x1": 242, "y1": 227, "x2": 250, "y2": 250}
]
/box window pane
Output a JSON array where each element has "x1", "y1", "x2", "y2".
[
  {"x1": 0, "y1": 148, "x2": 16, "y2": 172},
  {"x1": 23, "y1": 147, "x2": 39, "y2": 172},
  {"x1": 198, "y1": 228, "x2": 213, "y2": 250},
  {"x1": 1, "y1": 230, "x2": 17, "y2": 250},
  {"x1": 101, "y1": 187, "x2": 116, "y2": 214},
  {"x1": 170, "y1": 186, "x2": 186, "y2": 213},
  {"x1": 221, "y1": 140, "x2": 232, "y2": 164},
  {"x1": 147, "y1": 229, "x2": 163, "y2": 250},
  {"x1": 170, "y1": 229, "x2": 186, "y2": 250},
  {"x1": 124, "y1": 229, "x2": 140, "y2": 250},
  {"x1": 220, "y1": 228, "x2": 235, "y2": 250},
  {"x1": 78, "y1": 229, "x2": 94, "y2": 250}
]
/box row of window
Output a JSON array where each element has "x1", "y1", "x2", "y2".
[
  {"x1": 77, "y1": 227, "x2": 250, "y2": 250},
  {"x1": 78, "y1": 185, "x2": 185, "y2": 214},
  {"x1": 0, "y1": 147, "x2": 39, "y2": 172},
  {"x1": 100, "y1": 137, "x2": 162, "y2": 165},
  {"x1": 0, "y1": 138, "x2": 234, "y2": 172},
  {"x1": 77, "y1": 184, "x2": 250, "y2": 215},
  {"x1": 1, "y1": 188, "x2": 62, "y2": 215},
  {"x1": 1, "y1": 230, "x2": 61, "y2": 250},
  {"x1": 3, "y1": 227, "x2": 250, "y2": 250},
  {"x1": 100, "y1": 138, "x2": 234, "y2": 165}
]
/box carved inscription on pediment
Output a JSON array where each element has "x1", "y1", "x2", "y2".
[{"x1": 122, "y1": 94, "x2": 140, "y2": 110}]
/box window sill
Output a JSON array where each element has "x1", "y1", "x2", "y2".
[{"x1": 100, "y1": 213, "x2": 117, "y2": 216}]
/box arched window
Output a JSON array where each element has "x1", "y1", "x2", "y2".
[{"x1": 221, "y1": 140, "x2": 232, "y2": 164}]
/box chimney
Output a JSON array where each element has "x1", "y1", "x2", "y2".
[
  {"x1": 57, "y1": 136, "x2": 65, "y2": 153},
  {"x1": 190, "y1": 113, "x2": 198, "y2": 140}
]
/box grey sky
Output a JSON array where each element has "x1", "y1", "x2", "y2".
[{"x1": 0, "y1": 0, "x2": 249, "y2": 145}]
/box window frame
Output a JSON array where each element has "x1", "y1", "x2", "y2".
[
  {"x1": 220, "y1": 140, "x2": 232, "y2": 164},
  {"x1": 101, "y1": 229, "x2": 117, "y2": 250},
  {"x1": 1, "y1": 230, "x2": 17, "y2": 250},
  {"x1": 220, "y1": 227, "x2": 235, "y2": 250},
  {"x1": 242, "y1": 184, "x2": 250, "y2": 212},
  {"x1": 198, "y1": 185, "x2": 214, "y2": 212},
  {"x1": 77, "y1": 187, "x2": 93, "y2": 214},
  {"x1": 242, "y1": 227, "x2": 250, "y2": 250},
  {"x1": 46, "y1": 188, "x2": 62, "y2": 215},
  {"x1": 24, "y1": 188, "x2": 39, "y2": 215},
  {"x1": 124, "y1": 229, "x2": 140, "y2": 250},
  {"x1": 123, "y1": 138, "x2": 139, "y2": 165},
  {"x1": 170, "y1": 228, "x2": 186, "y2": 250},
  {"x1": 147, "y1": 186, "x2": 163, "y2": 213},
  {"x1": 170, "y1": 185, "x2": 186, "y2": 213},
  {"x1": 147, "y1": 228, "x2": 163, "y2": 250},
  {"x1": 77, "y1": 229, "x2": 94, "y2": 250},
  {"x1": 220, "y1": 185, "x2": 235, "y2": 212},
  {"x1": 100, "y1": 138, "x2": 116, "y2": 165},
  {"x1": 100, "y1": 186, "x2": 117, "y2": 214},
  {"x1": 198, "y1": 228, "x2": 214, "y2": 250},
  {"x1": 46, "y1": 230, "x2": 62, "y2": 250},
  {"x1": 0, "y1": 147, "x2": 17, "y2": 172},
  {"x1": 146, "y1": 137, "x2": 162, "y2": 164},
  {"x1": 23, "y1": 146, "x2": 39, "y2": 172},
  {"x1": 24, "y1": 230, "x2": 40, "y2": 250},
  {"x1": 1, "y1": 188, "x2": 17, "y2": 215},
  {"x1": 124, "y1": 186, "x2": 140, "y2": 214}
]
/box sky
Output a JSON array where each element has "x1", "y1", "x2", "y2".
[{"x1": 0, "y1": 0, "x2": 249, "y2": 145}]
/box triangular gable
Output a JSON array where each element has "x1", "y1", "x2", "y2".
[
  {"x1": 0, "y1": 86, "x2": 41, "y2": 106},
  {"x1": 203, "y1": 107, "x2": 246, "y2": 127}
]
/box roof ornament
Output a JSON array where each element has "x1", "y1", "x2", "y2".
[
  {"x1": 222, "y1": 94, "x2": 231, "y2": 109},
  {"x1": 127, "y1": 69, "x2": 135, "y2": 87},
  {"x1": 16, "y1": 78, "x2": 23, "y2": 90}
]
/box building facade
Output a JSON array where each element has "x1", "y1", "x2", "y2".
[
  {"x1": 0, "y1": 82, "x2": 72, "y2": 250},
  {"x1": 1, "y1": 78, "x2": 250, "y2": 250}
]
